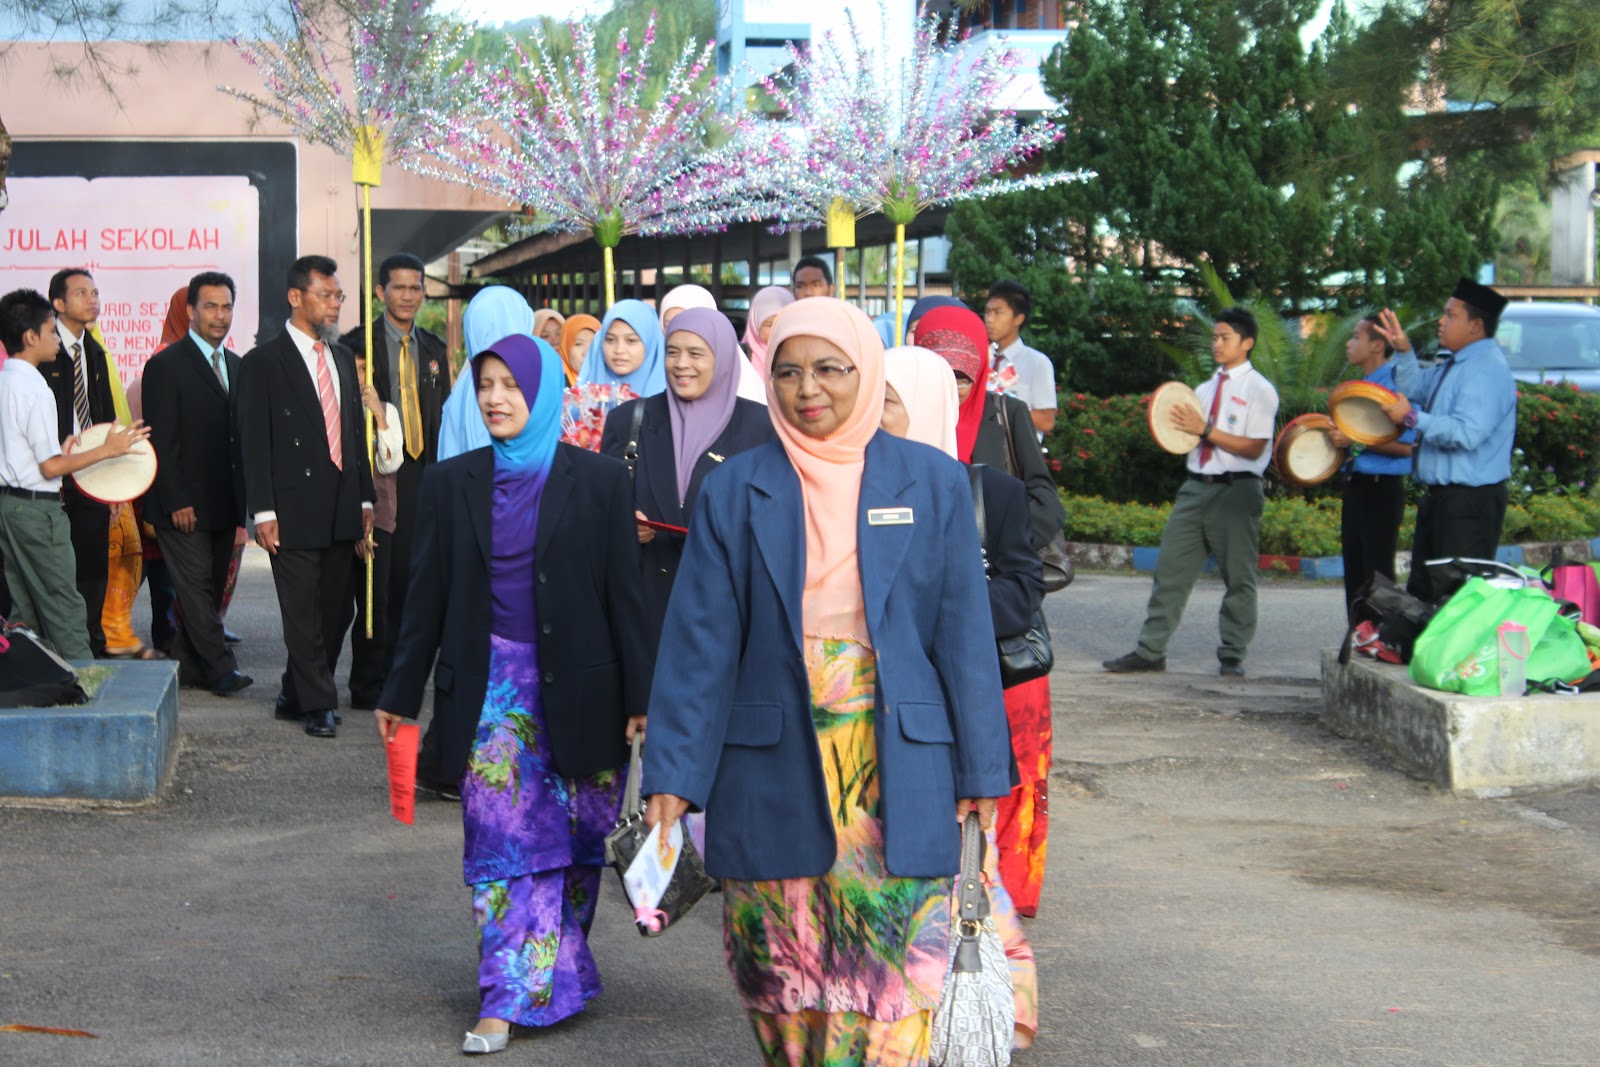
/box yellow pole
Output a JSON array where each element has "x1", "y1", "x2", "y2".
[
  {"x1": 894, "y1": 223, "x2": 907, "y2": 345},
  {"x1": 361, "y1": 182, "x2": 375, "y2": 638},
  {"x1": 603, "y1": 245, "x2": 616, "y2": 309}
]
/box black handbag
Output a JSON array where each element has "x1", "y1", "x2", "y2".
[
  {"x1": 996, "y1": 397, "x2": 1073, "y2": 591},
  {"x1": 603, "y1": 734, "x2": 717, "y2": 937},
  {"x1": 968, "y1": 466, "x2": 1054, "y2": 688},
  {"x1": 0, "y1": 620, "x2": 87, "y2": 707}
]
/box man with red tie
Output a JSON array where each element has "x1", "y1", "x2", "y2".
[
  {"x1": 1104, "y1": 307, "x2": 1279, "y2": 677},
  {"x1": 237, "y1": 256, "x2": 374, "y2": 738}
]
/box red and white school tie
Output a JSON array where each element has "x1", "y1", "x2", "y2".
[
  {"x1": 314, "y1": 342, "x2": 343, "y2": 471},
  {"x1": 1198, "y1": 370, "x2": 1227, "y2": 466}
]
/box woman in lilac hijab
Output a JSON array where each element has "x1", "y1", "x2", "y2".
[{"x1": 599, "y1": 307, "x2": 776, "y2": 648}]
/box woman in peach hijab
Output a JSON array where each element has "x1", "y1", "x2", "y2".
[
  {"x1": 557, "y1": 313, "x2": 601, "y2": 387},
  {"x1": 741, "y1": 285, "x2": 794, "y2": 374},
  {"x1": 642, "y1": 299, "x2": 1012, "y2": 1065},
  {"x1": 656, "y1": 283, "x2": 716, "y2": 329},
  {"x1": 532, "y1": 308, "x2": 565, "y2": 352}
]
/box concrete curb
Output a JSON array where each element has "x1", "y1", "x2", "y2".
[
  {"x1": 0, "y1": 660, "x2": 179, "y2": 802},
  {"x1": 1320, "y1": 648, "x2": 1600, "y2": 794},
  {"x1": 1068, "y1": 537, "x2": 1600, "y2": 581}
]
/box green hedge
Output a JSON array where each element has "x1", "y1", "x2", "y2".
[
  {"x1": 1062, "y1": 490, "x2": 1600, "y2": 559},
  {"x1": 1046, "y1": 382, "x2": 1600, "y2": 504}
]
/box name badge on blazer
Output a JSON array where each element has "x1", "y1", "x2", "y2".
[{"x1": 867, "y1": 507, "x2": 914, "y2": 526}]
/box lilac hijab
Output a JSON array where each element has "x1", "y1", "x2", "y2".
[{"x1": 664, "y1": 308, "x2": 741, "y2": 502}]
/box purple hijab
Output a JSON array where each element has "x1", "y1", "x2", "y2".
[
  {"x1": 471, "y1": 334, "x2": 563, "y2": 642},
  {"x1": 664, "y1": 308, "x2": 741, "y2": 503}
]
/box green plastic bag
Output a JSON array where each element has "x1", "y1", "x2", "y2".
[
  {"x1": 1409, "y1": 578, "x2": 1557, "y2": 695},
  {"x1": 1526, "y1": 611, "x2": 1592, "y2": 686}
]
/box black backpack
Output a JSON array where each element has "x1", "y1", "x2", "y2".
[{"x1": 0, "y1": 620, "x2": 88, "y2": 707}]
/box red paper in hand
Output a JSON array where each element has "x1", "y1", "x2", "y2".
[{"x1": 385, "y1": 723, "x2": 420, "y2": 824}]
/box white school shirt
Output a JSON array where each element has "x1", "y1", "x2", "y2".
[
  {"x1": 1185, "y1": 361, "x2": 1279, "y2": 476},
  {"x1": 0, "y1": 359, "x2": 65, "y2": 491},
  {"x1": 993, "y1": 338, "x2": 1058, "y2": 413}
]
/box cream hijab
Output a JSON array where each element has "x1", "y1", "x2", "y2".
[
  {"x1": 765, "y1": 298, "x2": 887, "y2": 640},
  {"x1": 883, "y1": 346, "x2": 960, "y2": 459}
]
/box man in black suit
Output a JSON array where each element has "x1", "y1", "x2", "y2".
[
  {"x1": 141, "y1": 271, "x2": 251, "y2": 696},
  {"x1": 41, "y1": 268, "x2": 117, "y2": 656},
  {"x1": 336, "y1": 252, "x2": 447, "y2": 708},
  {"x1": 237, "y1": 255, "x2": 375, "y2": 738}
]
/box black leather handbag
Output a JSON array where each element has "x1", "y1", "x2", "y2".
[{"x1": 968, "y1": 466, "x2": 1054, "y2": 688}]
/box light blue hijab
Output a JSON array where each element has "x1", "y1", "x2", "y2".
[
  {"x1": 438, "y1": 286, "x2": 537, "y2": 461},
  {"x1": 474, "y1": 334, "x2": 563, "y2": 475},
  {"x1": 575, "y1": 299, "x2": 667, "y2": 397}
]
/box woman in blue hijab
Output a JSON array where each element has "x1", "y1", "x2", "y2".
[
  {"x1": 436, "y1": 286, "x2": 538, "y2": 461},
  {"x1": 376, "y1": 335, "x2": 655, "y2": 1055},
  {"x1": 575, "y1": 298, "x2": 667, "y2": 397}
]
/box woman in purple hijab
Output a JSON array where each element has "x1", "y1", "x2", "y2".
[
  {"x1": 376, "y1": 335, "x2": 655, "y2": 1055},
  {"x1": 599, "y1": 308, "x2": 777, "y2": 649}
]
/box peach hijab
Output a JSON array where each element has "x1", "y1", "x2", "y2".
[
  {"x1": 765, "y1": 298, "x2": 887, "y2": 641},
  {"x1": 883, "y1": 345, "x2": 959, "y2": 459}
]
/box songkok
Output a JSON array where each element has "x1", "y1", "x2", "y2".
[{"x1": 1451, "y1": 277, "x2": 1508, "y2": 320}]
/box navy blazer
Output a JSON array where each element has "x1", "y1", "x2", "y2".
[
  {"x1": 642, "y1": 432, "x2": 1014, "y2": 881},
  {"x1": 598, "y1": 394, "x2": 777, "y2": 648},
  {"x1": 378, "y1": 445, "x2": 655, "y2": 783}
]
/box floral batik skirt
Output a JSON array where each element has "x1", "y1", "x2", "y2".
[
  {"x1": 995, "y1": 675, "x2": 1052, "y2": 916},
  {"x1": 461, "y1": 634, "x2": 625, "y2": 1027},
  {"x1": 723, "y1": 637, "x2": 952, "y2": 1067}
]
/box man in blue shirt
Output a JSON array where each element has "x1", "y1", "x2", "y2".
[
  {"x1": 1328, "y1": 314, "x2": 1415, "y2": 619},
  {"x1": 1378, "y1": 278, "x2": 1516, "y2": 602}
]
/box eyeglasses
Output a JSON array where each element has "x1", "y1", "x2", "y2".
[
  {"x1": 770, "y1": 363, "x2": 857, "y2": 387},
  {"x1": 299, "y1": 288, "x2": 347, "y2": 305}
]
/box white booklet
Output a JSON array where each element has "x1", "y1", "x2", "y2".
[{"x1": 623, "y1": 820, "x2": 685, "y2": 932}]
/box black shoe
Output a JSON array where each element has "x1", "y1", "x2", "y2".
[
  {"x1": 350, "y1": 697, "x2": 378, "y2": 712},
  {"x1": 1220, "y1": 661, "x2": 1246, "y2": 677},
  {"x1": 304, "y1": 710, "x2": 338, "y2": 738},
  {"x1": 1103, "y1": 651, "x2": 1166, "y2": 673},
  {"x1": 418, "y1": 778, "x2": 462, "y2": 802},
  {"x1": 274, "y1": 693, "x2": 304, "y2": 722},
  {"x1": 210, "y1": 670, "x2": 254, "y2": 696},
  {"x1": 224, "y1": 629, "x2": 242, "y2": 644}
]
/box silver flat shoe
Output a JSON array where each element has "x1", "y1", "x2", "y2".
[{"x1": 462, "y1": 1030, "x2": 509, "y2": 1055}]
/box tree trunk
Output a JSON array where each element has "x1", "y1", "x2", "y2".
[{"x1": 0, "y1": 110, "x2": 12, "y2": 214}]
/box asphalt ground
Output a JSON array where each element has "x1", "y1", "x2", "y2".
[{"x1": 2, "y1": 552, "x2": 1598, "y2": 1065}]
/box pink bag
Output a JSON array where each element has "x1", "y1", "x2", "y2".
[{"x1": 1545, "y1": 563, "x2": 1600, "y2": 625}]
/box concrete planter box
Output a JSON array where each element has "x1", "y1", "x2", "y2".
[
  {"x1": 0, "y1": 660, "x2": 179, "y2": 802},
  {"x1": 1320, "y1": 649, "x2": 1600, "y2": 795}
]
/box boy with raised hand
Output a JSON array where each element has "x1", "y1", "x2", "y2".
[{"x1": 0, "y1": 289, "x2": 148, "y2": 659}]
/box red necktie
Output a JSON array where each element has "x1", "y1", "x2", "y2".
[
  {"x1": 1198, "y1": 370, "x2": 1226, "y2": 466},
  {"x1": 314, "y1": 342, "x2": 343, "y2": 471}
]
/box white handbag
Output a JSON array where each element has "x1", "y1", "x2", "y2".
[{"x1": 929, "y1": 812, "x2": 1015, "y2": 1067}]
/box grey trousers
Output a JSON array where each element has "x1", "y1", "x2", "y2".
[
  {"x1": 0, "y1": 493, "x2": 93, "y2": 661},
  {"x1": 1135, "y1": 476, "x2": 1264, "y2": 664}
]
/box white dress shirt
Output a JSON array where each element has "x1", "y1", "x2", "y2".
[
  {"x1": 1186, "y1": 361, "x2": 1279, "y2": 476},
  {"x1": 54, "y1": 319, "x2": 90, "y2": 435},
  {"x1": 252, "y1": 322, "x2": 371, "y2": 527},
  {"x1": 0, "y1": 359, "x2": 65, "y2": 491}
]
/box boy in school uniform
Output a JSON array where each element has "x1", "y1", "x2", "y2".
[{"x1": 0, "y1": 289, "x2": 148, "y2": 660}]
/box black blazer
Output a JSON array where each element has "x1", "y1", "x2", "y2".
[
  {"x1": 378, "y1": 444, "x2": 655, "y2": 783},
  {"x1": 338, "y1": 322, "x2": 449, "y2": 466},
  {"x1": 140, "y1": 337, "x2": 244, "y2": 531},
  {"x1": 599, "y1": 394, "x2": 777, "y2": 646},
  {"x1": 971, "y1": 392, "x2": 1066, "y2": 550},
  {"x1": 41, "y1": 327, "x2": 117, "y2": 444},
  {"x1": 236, "y1": 331, "x2": 375, "y2": 549},
  {"x1": 972, "y1": 464, "x2": 1046, "y2": 640}
]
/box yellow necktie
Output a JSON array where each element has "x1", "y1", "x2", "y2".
[{"x1": 399, "y1": 335, "x2": 423, "y2": 460}]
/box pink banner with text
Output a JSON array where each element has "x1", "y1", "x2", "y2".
[{"x1": 1, "y1": 175, "x2": 262, "y2": 386}]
